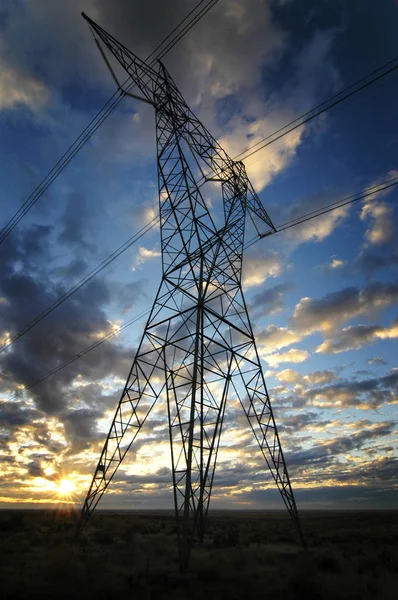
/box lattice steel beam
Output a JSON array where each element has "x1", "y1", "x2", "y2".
[{"x1": 80, "y1": 13, "x2": 304, "y2": 571}]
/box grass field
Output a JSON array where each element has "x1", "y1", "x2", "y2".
[{"x1": 0, "y1": 508, "x2": 397, "y2": 599}]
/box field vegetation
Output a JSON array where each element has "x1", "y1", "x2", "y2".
[{"x1": 0, "y1": 509, "x2": 397, "y2": 599}]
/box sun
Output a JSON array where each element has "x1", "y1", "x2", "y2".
[{"x1": 57, "y1": 479, "x2": 76, "y2": 497}]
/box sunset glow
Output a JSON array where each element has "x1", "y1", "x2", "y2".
[
  {"x1": 57, "y1": 479, "x2": 76, "y2": 497},
  {"x1": 0, "y1": 0, "x2": 397, "y2": 512}
]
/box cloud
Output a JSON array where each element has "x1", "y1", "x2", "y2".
[
  {"x1": 275, "y1": 368, "x2": 302, "y2": 384},
  {"x1": 262, "y1": 348, "x2": 309, "y2": 367},
  {"x1": 291, "y1": 281, "x2": 398, "y2": 334},
  {"x1": 353, "y1": 245, "x2": 398, "y2": 278},
  {"x1": 0, "y1": 225, "x2": 134, "y2": 418},
  {"x1": 323, "y1": 257, "x2": 345, "y2": 272},
  {"x1": 359, "y1": 169, "x2": 397, "y2": 243},
  {"x1": 0, "y1": 56, "x2": 50, "y2": 112},
  {"x1": 361, "y1": 201, "x2": 394, "y2": 245},
  {"x1": 58, "y1": 192, "x2": 96, "y2": 252},
  {"x1": 242, "y1": 251, "x2": 282, "y2": 288},
  {"x1": 0, "y1": 0, "x2": 103, "y2": 90},
  {"x1": 132, "y1": 245, "x2": 161, "y2": 271},
  {"x1": 219, "y1": 114, "x2": 304, "y2": 191},
  {"x1": 303, "y1": 370, "x2": 337, "y2": 385},
  {"x1": 249, "y1": 282, "x2": 294, "y2": 316},
  {"x1": 1, "y1": 0, "x2": 396, "y2": 512},
  {"x1": 303, "y1": 369, "x2": 398, "y2": 410},
  {"x1": 218, "y1": 28, "x2": 340, "y2": 190},
  {"x1": 289, "y1": 422, "x2": 394, "y2": 466},
  {"x1": 256, "y1": 325, "x2": 301, "y2": 352},
  {"x1": 286, "y1": 204, "x2": 349, "y2": 244},
  {"x1": 367, "y1": 356, "x2": 387, "y2": 366},
  {"x1": 316, "y1": 320, "x2": 398, "y2": 354}
]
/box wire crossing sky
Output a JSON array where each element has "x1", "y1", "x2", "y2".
[
  {"x1": 0, "y1": 0, "x2": 397, "y2": 511},
  {"x1": 0, "y1": 0, "x2": 221, "y2": 246},
  {"x1": 2, "y1": 174, "x2": 397, "y2": 401}
]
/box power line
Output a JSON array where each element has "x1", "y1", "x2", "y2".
[
  {"x1": 0, "y1": 215, "x2": 159, "y2": 354},
  {"x1": 2, "y1": 176, "x2": 396, "y2": 404},
  {"x1": 277, "y1": 178, "x2": 398, "y2": 230},
  {"x1": 1, "y1": 174, "x2": 396, "y2": 356},
  {"x1": 0, "y1": 4, "x2": 393, "y2": 245},
  {"x1": 2, "y1": 86, "x2": 397, "y2": 356},
  {"x1": 0, "y1": 5, "x2": 396, "y2": 395},
  {"x1": 0, "y1": 0, "x2": 220, "y2": 246},
  {"x1": 244, "y1": 177, "x2": 398, "y2": 251},
  {"x1": 145, "y1": 0, "x2": 210, "y2": 62},
  {"x1": 156, "y1": 0, "x2": 220, "y2": 60},
  {"x1": 4, "y1": 307, "x2": 152, "y2": 403},
  {"x1": 0, "y1": 1, "x2": 220, "y2": 352},
  {"x1": 234, "y1": 56, "x2": 398, "y2": 161},
  {"x1": 238, "y1": 59, "x2": 398, "y2": 163}
]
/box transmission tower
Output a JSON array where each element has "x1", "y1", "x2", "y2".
[{"x1": 80, "y1": 13, "x2": 304, "y2": 570}]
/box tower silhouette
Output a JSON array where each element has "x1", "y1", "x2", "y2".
[{"x1": 80, "y1": 13, "x2": 303, "y2": 570}]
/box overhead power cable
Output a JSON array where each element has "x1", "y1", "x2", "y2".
[
  {"x1": 155, "y1": 0, "x2": 219, "y2": 60},
  {"x1": 0, "y1": 215, "x2": 159, "y2": 354},
  {"x1": 1, "y1": 174, "x2": 396, "y2": 356},
  {"x1": 238, "y1": 58, "x2": 398, "y2": 163},
  {"x1": 145, "y1": 0, "x2": 211, "y2": 62},
  {"x1": 0, "y1": 0, "x2": 220, "y2": 246},
  {"x1": 0, "y1": 12, "x2": 394, "y2": 247},
  {"x1": 1, "y1": 8, "x2": 393, "y2": 245},
  {"x1": 243, "y1": 176, "x2": 398, "y2": 251},
  {"x1": 4, "y1": 307, "x2": 152, "y2": 403},
  {"x1": 2, "y1": 176, "x2": 397, "y2": 404},
  {"x1": 275, "y1": 178, "x2": 398, "y2": 231}
]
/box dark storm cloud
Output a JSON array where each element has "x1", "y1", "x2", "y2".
[
  {"x1": 354, "y1": 244, "x2": 398, "y2": 277},
  {"x1": 302, "y1": 369, "x2": 398, "y2": 410},
  {"x1": 62, "y1": 406, "x2": 104, "y2": 451},
  {"x1": 111, "y1": 280, "x2": 149, "y2": 314},
  {"x1": 0, "y1": 225, "x2": 135, "y2": 417},
  {"x1": 93, "y1": 0, "x2": 286, "y2": 104},
  {"x1": 26, "y1": 461, "x2": 45, "y2": 478},
  {"x1": 58, "y1": 192, "x2": 96, "y2": 253},
  {"x1": 249, "y1": 282, "x2": 294, "y2": 317},
  {"x1": 291, "y1": 280, "x2": 398, "y2": 334},
  {"x1": 288, "y1": 422, "x2": 394, "y2": 466},
  {"x1": 0, "y1": 0, "x2": 103, "y2": 89},
  {"x1": 278, "y1": 411, "x2": 321, "y2": 433},
  {"x1": 54, "y1": 258, "x2": 89, "y2": 280},
  {"x1": 92, "y1": 0, "x2": 190, "y2": 59},
  {"x1": 0, "y1": 402, "x2": 39, "y2": 428}
]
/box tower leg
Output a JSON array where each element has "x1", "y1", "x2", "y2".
[
  {"x1": 164, "y1": 301, "x2": 232, "y2": 571},
  {"x1": 228, "y1": 340, "x2": 304, "y2": 543}
]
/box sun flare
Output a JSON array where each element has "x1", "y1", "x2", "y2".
[{"x1": 58, "y1": 479, "x2": 76, "y2": 496}]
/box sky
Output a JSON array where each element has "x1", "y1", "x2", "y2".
[{"x1": 0, "y1": 0, "x2": 397, "y2": 513}]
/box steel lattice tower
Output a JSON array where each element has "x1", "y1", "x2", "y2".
[{"x1": 80, "y1": 14, "x2": 304, "y2": 570}]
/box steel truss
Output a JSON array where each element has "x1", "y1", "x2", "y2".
[{"x1": 80, "y1": 13, "x2": 304, "y2": 570}]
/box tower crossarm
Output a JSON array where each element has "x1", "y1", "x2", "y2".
[
  {"x1": 82, "y1": 12, "x2": 159, "y2": 105},
  {"x1": 82, "y1": 14, "x2": 275, "y2": 235},
  {"x1": 158, "y1": 62, "x2": 276, "y2": 233}
]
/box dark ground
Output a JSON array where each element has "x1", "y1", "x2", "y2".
[{"x1": 0, "y1": 508, "x2": 397, "y2": 599}]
